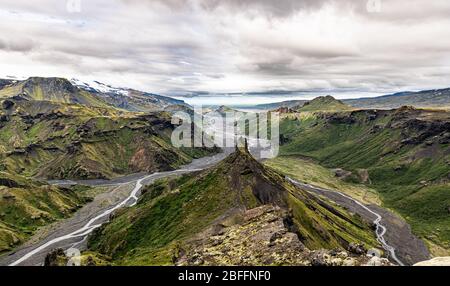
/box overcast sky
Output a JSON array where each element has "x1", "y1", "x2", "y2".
[{"x1": 1, "y1": 0, "x2": 450, "y2": 98}]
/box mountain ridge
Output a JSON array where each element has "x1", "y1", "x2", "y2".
[
  {"x1": 0, "y1": 77, "x2": 189, "y2": 112},
  {"x1": 0, "y1": 77, "x2": 110, "y2": 108},
  {"x1": 86, "y1": 147, "x2": 379, "y2": 265},
  {"x1": 295, "y1": 96, "x2": 353, "y2": 112},
  {"x1": 219, "y1": 87, "x2": 450, "y2": 111},
  {"x1": 345, "y1": 88, "x2": 450, "y2": 109}
]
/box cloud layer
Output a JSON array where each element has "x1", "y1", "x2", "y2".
[{"x1": 0, "y1": 0, "x2": 450, "y2": 96}]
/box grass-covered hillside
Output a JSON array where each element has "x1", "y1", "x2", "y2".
[
  {"x1": 265, "y1": 157, "x2": 381, "y2": 205},
  {"x1": 278, "y1": 106, "x2": 450, "y2": 255},
  {"x1": 294, "y1": 96, "x2": 353, "y2": 113},
  {"x1": 87, "y1": 148, "x2": 378, "y2": 265},
  {"x1": 0, "y1": 171, "x2": 88, "y2": 254}
]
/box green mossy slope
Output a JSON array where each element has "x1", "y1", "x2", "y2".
[
  {"x1": 0, "y1": 172, "x2": 87, "y2": 253},
  {"x1": 296, "y1": 96, "x2": 353, "y2": 112},
  {"x1": 88, "y1": 148, "x2": 377, "y2": 265},
  {"x1": 279, "y1": 107, "x2": 450, "y2": 252}
]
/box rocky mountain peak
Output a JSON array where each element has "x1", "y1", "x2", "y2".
[{"x1": 24, "y1": 77, "x2": 77, "y2": 93}]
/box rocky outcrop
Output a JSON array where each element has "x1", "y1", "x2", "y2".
[
  {"x1": 175, "y1": 206, "x2": 308, "y2": 266},
  {"x1": 275, "y1": 107, "x2": 294, "y2": 114},
  {"x1": 0, "y1": 178, "x2": 21, "y2": 188},
  {"x1": 175, "y1": 205, "x2": 391, "y2": 266},
  {"x1": 0, "y1": 115, "x2": 9, "y2": 122},
  {"x1": 326, "y1": 114, "x2": 356, "y2": 124},
  {"x1": 44, "y1": 249, "x2": 69, "y2": 266},
  {"x1": 44, "y1": 248, "x2": 109, "y2": 266},
  {"x1": 0, "y1": 79, "x2": 14, "y2": 90},
  {"x1": 334, "y1": 168, "x2": 353, "y2": 180},
  {"x1": 398, "y1": 119, "x2": 450, "y2": 145},
  {"x1": 1, "y1": 100, "x2": 15, "y2": 110}
]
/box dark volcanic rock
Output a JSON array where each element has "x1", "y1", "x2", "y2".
[
  {"x1": 2, "y1": 100, "x2": 15, "y2": 110},
  {"x1": 43, "y1": 111, "x2": 68, "y2": 120},
  {"x1": 20, "y1": 115, "x2": 35, "y2": 125},
  {"x1": 9, "y1": 149, "x2": 26, "y2": 155},
  {"x1": 44, "y1": 249, "x2": 68, "y2": 267},
  {"x1": 280, "y1": 134, "x2": 291, "y2": 145},
  {"x1": 2, "y1": 193, "x2": 16, "y2": 200},
  {"x1": 370, "y1": 125, "x2": 384, "y2": 134},
  {"x1": 0, "y1": 178, "x2": 21, "y2": 188},
  {"x1": 0, "y1": 79, "x2": 14, "y2": 89},
  {"x1": 25, "y1": 143, "x2": 43, "y2": 152},
  {"x1": 67, "y1": 141, "x2": 82, "y2": 154},
  {"x1": 400, "y1": 120, "x2": 450, "y2": 145},
  {"x1": 0, "y1": 115, "x2": 9, "y2": 122},
  {"x1": 439, "y1": 132, "x2": 450, "y2": 144},
  {"x1": 348, "y1": 243, "x2": 367, "y2": 255},
  {"x1": 86, "y1": 256, "x2": 96, "y2": 266},
  {"x1": 326, "y1": 114, "x2": 356, "y2": 124}
]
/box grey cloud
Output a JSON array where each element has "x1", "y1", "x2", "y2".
[
  {"x1": 206, "y1": 74, "x2": 225, "y2": 79},
  {"x1": 0, "y1": 0, "x2": 449, "y2": 94},
  {"x1": 132, "y1": 0, "x2": 348, "y2": 16},
  {"x1": 199, "y1": 0, "x2": 330, "y2": 17},
  {"x1": 127, "y1": 0, "x2": 450, "y2": 21},
  {"x1": 0, "y1": 38, "x2": 36, "y2": 52}
]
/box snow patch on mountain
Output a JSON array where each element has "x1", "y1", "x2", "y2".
[{"x1": 70, "y1": 78, "x2": 129, "y2": 97}]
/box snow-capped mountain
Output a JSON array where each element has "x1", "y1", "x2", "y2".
[
  {"x1": 0, "y1": 76, "x2": 188, "y2": 112},
  {"x1": 70, "y1": 78, "x2": 189, "y2": 112},
  {"x1": 70, "y1": 78, "x2": 130, "y2": 97}
]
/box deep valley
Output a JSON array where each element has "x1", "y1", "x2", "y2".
[{"x1": 0, "y1": 77, "x2": 449, "y2": 267}]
